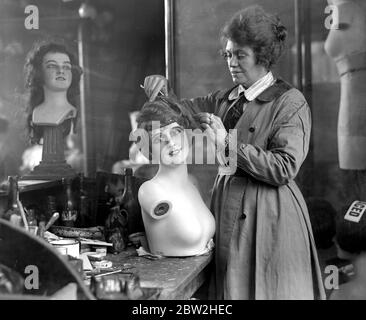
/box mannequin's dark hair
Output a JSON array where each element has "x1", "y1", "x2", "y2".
[{"x1": 137, "y1": 96, "x2": 198, "y2": 131}]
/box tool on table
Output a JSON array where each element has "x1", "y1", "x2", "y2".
[
  {"x1": 45, "y1": 212, "x2": 60, "y2": 231},
  {"x1": 16, "y1": 198, "x2": 29, "y2": 231},
  {"x1": 84, "y1": 266, "x2": 133, "y2": 280},
  {"x1": 37, "y1": 212, "x2": 59, "y2": 238}
]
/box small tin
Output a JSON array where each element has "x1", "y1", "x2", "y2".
[{"x1": 50, "y1": 239, "x2": 80, "y2": 259}]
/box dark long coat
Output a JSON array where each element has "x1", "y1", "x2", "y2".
[{"x1": 181, "y1": 79, "x2": 326, "y2": 300}]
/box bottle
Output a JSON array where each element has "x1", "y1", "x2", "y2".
[
  {"x1": 78, "y1": 173, "x2": 88, "y2": 227},
  {"x1": 104, "y1": 205, "x2": 128, "y2": 253},
  {"x1": 47, "y1": 196, "x2": 57, "y2": 218},
  {"x1": 120, "y1": 168, "x2": 144, "y2": 236},
  {"x1": 26, "y1": 208, "x2": 38, "y2": 235},
  {"x1": 61, "y1": 178, "x2": 78, "y2": 227},
  {"x1": 6, "y1": 176, "x2": 23, "y2": 227}
]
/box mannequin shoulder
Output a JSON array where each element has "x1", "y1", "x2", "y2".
[
  {"x1": 138, "y1": 180, "x2": 172, "y2": 216},
  {"x1": 65, "y1": 105, "x2": 77, "y2": 118},
  {"x1": 138, "y1": 180, "x2": 159, "y2": 200},
  {"x1": 138, "y1": 178, "x2": 173, "y2": 202},
  {"x1": 59, "y1": 105, "x2": 77, "y2": 123}
]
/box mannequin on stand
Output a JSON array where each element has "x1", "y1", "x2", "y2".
[
  {"x1": 325, "y1": 0, "x2": 366, "y2": 170},
  {"x1": 135, "y1": 97, "x2": 215, "y2": 257},
  {"x1": 23, "y1": 41, "x2": 83, "y2": 180}
]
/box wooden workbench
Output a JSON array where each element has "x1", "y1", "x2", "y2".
[{"x1": 106, "y1": 247, "x2": 213, "y2": 300}]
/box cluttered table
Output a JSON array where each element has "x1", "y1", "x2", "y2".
[
  {"x1": 47, "y1": 227, "x2": 214, "y2": 300},
  {"x1": 103, "y1": 247, "x2": 213, "y2": 300},
  {"x1": 0, "y1": 178, "x2": 214, "y2": 300}
]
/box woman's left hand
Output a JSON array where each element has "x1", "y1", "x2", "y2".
[{"x1": 195, "y1": 113, "x2": 227, "y2": 151}]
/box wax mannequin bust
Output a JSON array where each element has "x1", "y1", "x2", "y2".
[
  {"x1": 23, "y1": 41, "x2": 82, "y2": 180},
  {"x1": 136, "y1": 97, "x2": 215, "y2": 257},
  {"x1": 324, "y1": 0, "x2": 366, "y2": 169},
  {"x1": 24, "y1": 41, "x2": 82, "y2": 144}
]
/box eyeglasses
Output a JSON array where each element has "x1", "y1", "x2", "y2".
[{"x1": 220, "y1": 50, "x2": 248, "y2": 61}]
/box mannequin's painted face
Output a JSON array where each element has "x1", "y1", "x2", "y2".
[
  {"x1": 42, "y1": 52, "x2": 72, "y2": 92},
  {"x1": 150, "y1": 122, "x2": 189, "y2": 165}
]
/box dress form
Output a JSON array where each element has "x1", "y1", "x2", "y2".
[{"x1": 324, "y1": 0, "x2": 366, "y2": 169}]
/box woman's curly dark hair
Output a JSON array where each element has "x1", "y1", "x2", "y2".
[
  {"x1": 24, "y1": 40, "x2": 83, "y2": 144},
  {"x1": 221, "y1": 5, "x2": 287, "y2": 70}
]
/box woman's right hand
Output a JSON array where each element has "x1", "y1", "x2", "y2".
[{"x1": 143, "y1": 75, "x2": 169, "y2": 102}]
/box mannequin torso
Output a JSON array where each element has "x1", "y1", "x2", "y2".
[
  {"x1": 324, "y1": 0, "x2": 366, "y2": 169},
  {"x1": 138, "y1": 164, "x2": 215, "y2": 257}
]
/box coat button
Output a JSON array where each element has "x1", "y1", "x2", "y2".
[
  {"x1": 240, "y1": 213, "x2": 246, "y2": 220},
  {"x1": 249, "y1": 127, "x2": 255, "y2": 133}
]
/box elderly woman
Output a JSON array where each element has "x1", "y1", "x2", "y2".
[{"x1": 144, "y1": 6, "x2": 325, "y2": 299}]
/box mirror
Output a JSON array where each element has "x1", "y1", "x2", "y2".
[{"x1": 0, "y1": 0, "x2": 165, "y2": 182}]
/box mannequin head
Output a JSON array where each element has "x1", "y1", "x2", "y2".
[
  {"x1": 24, "y1": 40, "x2": 82, "y2": 143},
  {"x1": 136, "y1": 97, "x2": 197, "y2": 165}
]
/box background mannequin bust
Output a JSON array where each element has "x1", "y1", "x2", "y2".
[
  {"x1": 324, "y1": 0, "x2": 366, "y2": 169},
  {"x1": 32, "y1": 51, "x2": 76, "y2": 126},
  {"x1": 24, "y1": 41, "x2": 82, "y2": 144},
  {"x1": 136, "y1": 97, "x2": 215, "y2": 257}
]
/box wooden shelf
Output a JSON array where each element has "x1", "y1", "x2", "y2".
[{"x1": 18, "y1": 179, "x2": 62, "y2": 193}]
